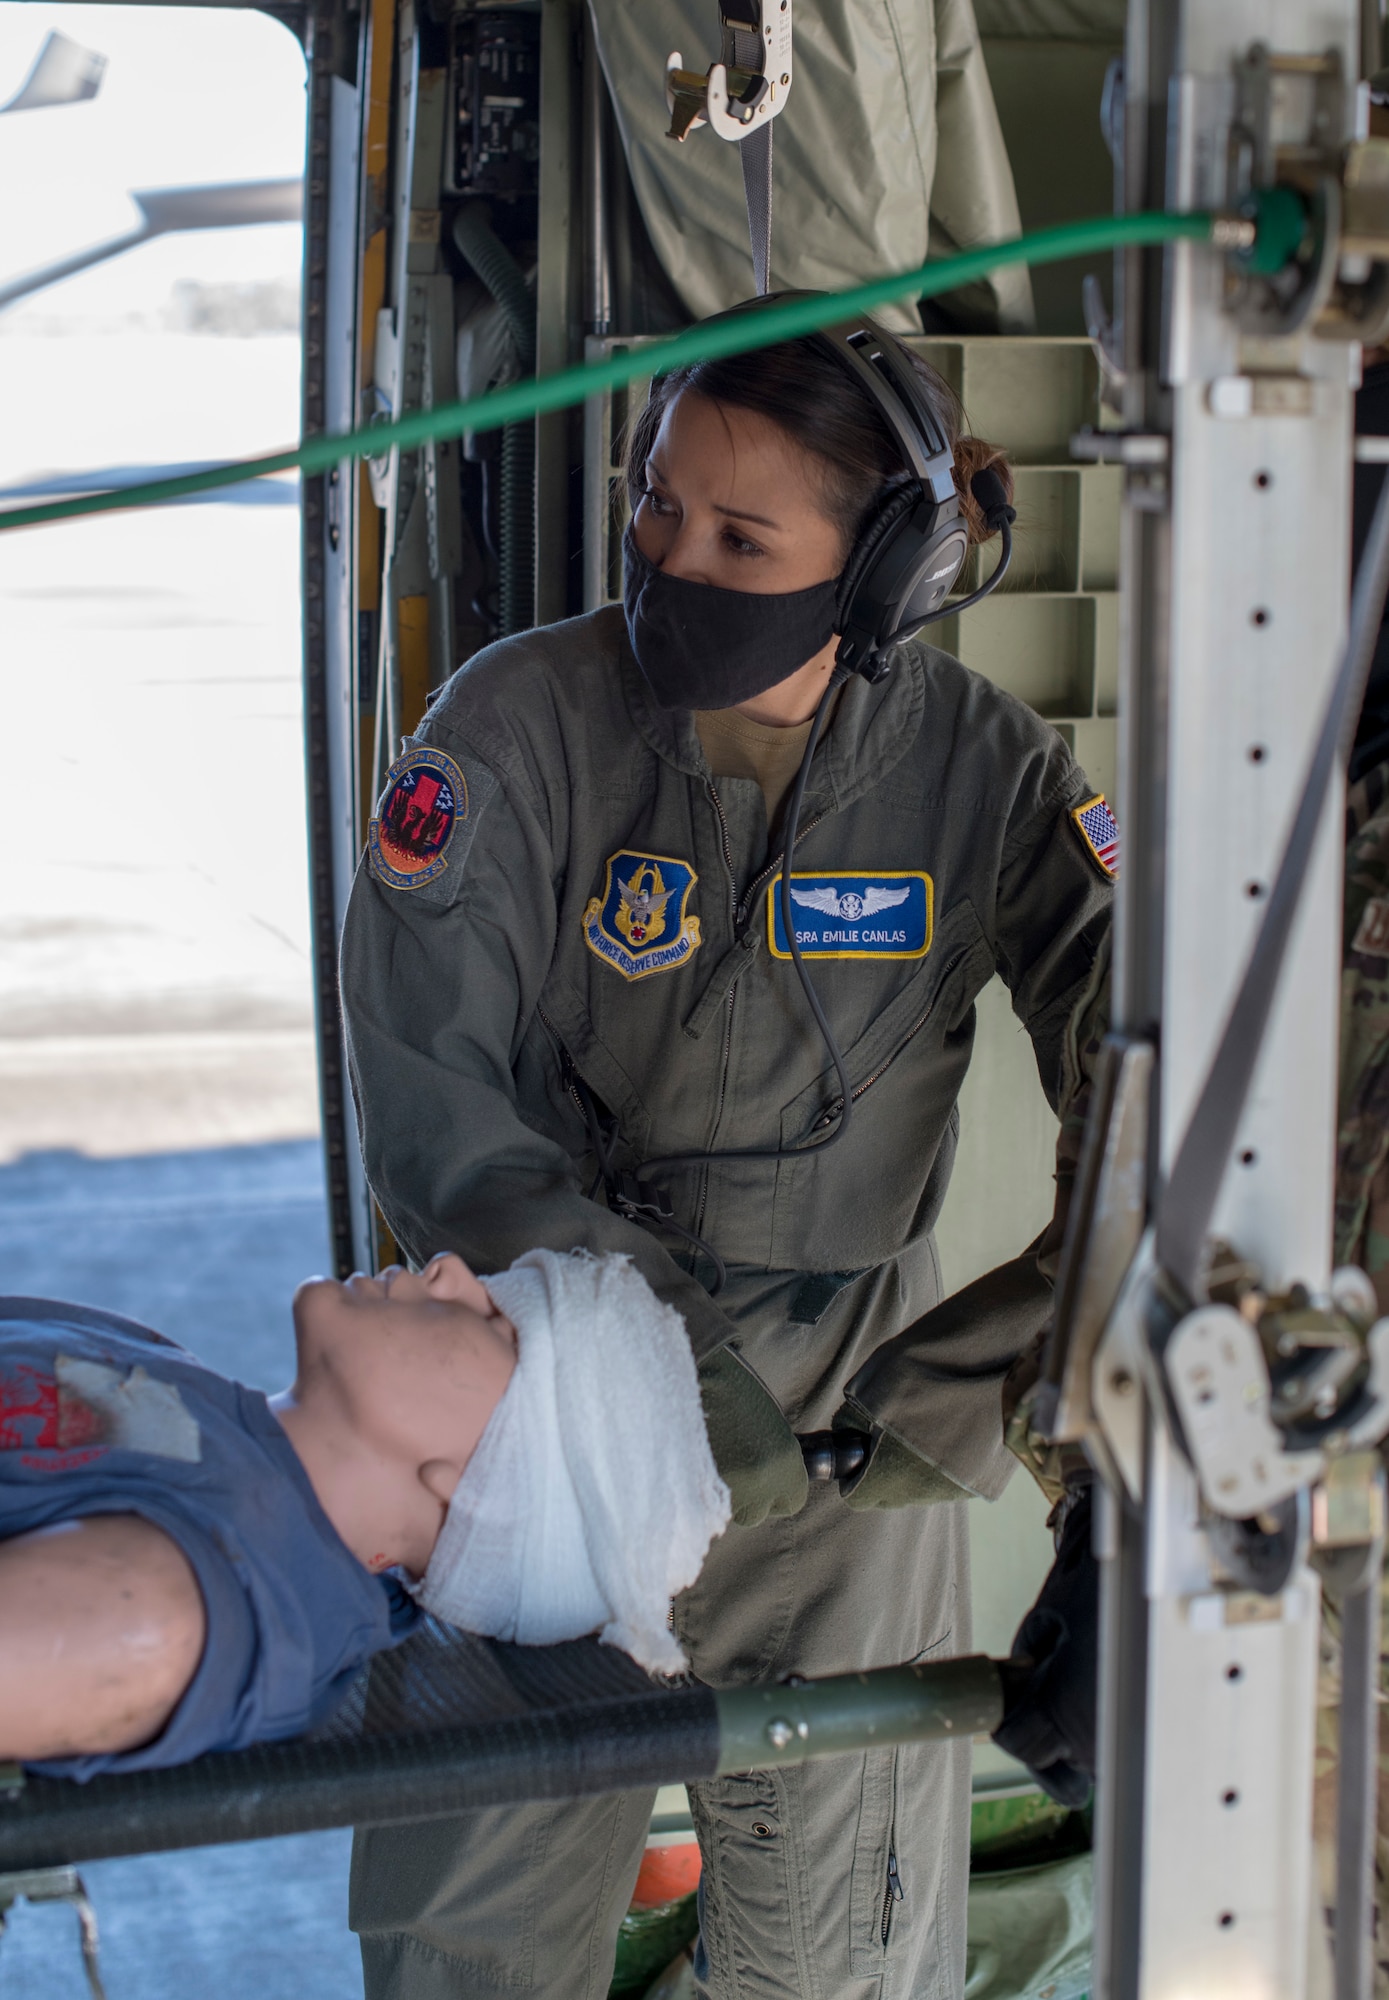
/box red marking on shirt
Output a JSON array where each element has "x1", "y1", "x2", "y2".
[
  {"x1": 19, "y1": 1447, "x2": 106, "y2": 1472},
  {"x1": 57, "y1": 1390, "x2": 106, "y2": 1450},
  {"x1": 0, "y1": 1365, "x2": 59, "y2": 1449}
]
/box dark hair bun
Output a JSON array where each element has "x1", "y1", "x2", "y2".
[{"x1": 954, "y1": 437, "x2": 1014, "y2": 546}]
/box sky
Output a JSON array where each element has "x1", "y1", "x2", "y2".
[{"x1": 0, "y1": 2, "x2": 306, "y2": 318}]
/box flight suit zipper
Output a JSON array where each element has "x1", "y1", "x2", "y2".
[
  {"x1": 539, "y1": 1008, "x2": 589, "y2": 1123},
  {"x1": 696, "y1": 781, "x2": 741, "y2": 1246},
  {"x1": 539, "y1": 1007, "x2": 611, "y2": 1200},
  {"x1": 704, "y1": 772, "x2": 830, "y2": 941},
  {"x1": 809, "y1": 948, "x2": 968, "y2": 1135},
  {"x1": 695, "y1": 783, "x2": 828, "y2": 1242},
  {"x1": 881, "y1": 1849, "x2": 903, "y2": 1947},
  {"x1": 736, "y1": 814, "x2": 828, "y2": 943},
  {"x1": 695, "y1": 996, "x2": 735, "y2": 1245}
]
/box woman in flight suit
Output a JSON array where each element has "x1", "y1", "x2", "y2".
[{"x1": 341, "y1": 313, "x2": 1113, "y2": 2000}]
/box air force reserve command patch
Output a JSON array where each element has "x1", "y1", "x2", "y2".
[
  {"x1": 583, "y1": 851, "x2": 702, "y2": 981},
  {"x1": 1070, "y1": 794, "x2": 1120, "y2": 879},
  {"x1": 369, "y1": 746, "x2": 467, "y2": 890},
  {"x1": 768, "y1": 872, "x2": 933, "y2": 960}
]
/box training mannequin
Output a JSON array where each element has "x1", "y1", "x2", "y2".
[{"x1": 0, "y1": 1249, "x2": 727, "y2": 1779}]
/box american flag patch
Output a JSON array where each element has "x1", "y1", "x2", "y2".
[{"x1": 1070, "y1": 794, "x2": 1120, "y2": 878}]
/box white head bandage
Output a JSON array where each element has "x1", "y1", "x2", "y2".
[{"x1": 412, "y1": 1249, "x2": 730, "y2": 1676}]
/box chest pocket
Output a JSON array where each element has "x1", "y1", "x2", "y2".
[{"x1": 774, "y1": 898, "x2": 987, "y2": 1148}]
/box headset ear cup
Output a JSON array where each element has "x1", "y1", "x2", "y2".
[
  {"x1": 837, "y1": 488, "x2": 968, "y2": 677},
  {"x1": 898, "y1": 516, "x2": 969, "y2": 624},
  {"x1": 836, "y1": 487, "x2": 923, "y2": 649}
]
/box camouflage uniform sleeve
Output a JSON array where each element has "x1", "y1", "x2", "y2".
[
  {"x1": 1336, "y1": 762, "x2": 1389, "y2": 1308},
  {"x1": 1317, "y1": 761, "x2": 1389, "y2": 1986}
]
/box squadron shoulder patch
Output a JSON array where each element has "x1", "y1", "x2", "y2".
[
  {"x1": 767, "y1": 872, "x2": 933, "y2": 960},
  {"x1": 583, "y1": 851, "x2": 702, "y2": 981},
  {"x1": 369, "y1": 746, "x2": 467, "y2": 891},
  {"x1": 1070, "y1": 794, "x2": 1120, "y2": 879}
]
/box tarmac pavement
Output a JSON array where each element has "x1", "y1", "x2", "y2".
[{"x1": 0, "y1": 1139, "x2": 363, "y2": 2000}]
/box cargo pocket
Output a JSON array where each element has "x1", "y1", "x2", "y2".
[
  {"x1": 848, "y1": 1746, "x2": 901, "y2": 1980},
  {"x1": 688, "y1": 1770, "x2": 801, "y2": 2000}
]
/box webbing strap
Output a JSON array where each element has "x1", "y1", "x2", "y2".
[
  {"x1": 1154, "y1": 464, "x2": 1389, "y2": 1301},
  {"x1": 740, "y1": 121, "x2": 773, "y2": 295}
]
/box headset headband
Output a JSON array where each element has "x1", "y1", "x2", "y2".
[{"x1": 806, "y1": 322, "x2": 957, "y2": 506}]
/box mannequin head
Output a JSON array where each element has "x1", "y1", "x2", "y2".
[
  {"x1": 271, "y1": 1253, "x2": 516, "y2": 1580},
  {"x1": 0, "y1": 1257, "x2": 517, "y2": 1768}
]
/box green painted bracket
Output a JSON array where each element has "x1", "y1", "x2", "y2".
[{"x1": 714, "y1": 1654, "x2": 1004, "y2": 1773}]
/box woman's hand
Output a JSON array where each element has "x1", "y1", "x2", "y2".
[{"x1": 697, "y1": 1345, "x2": 808, "y2": 1527}]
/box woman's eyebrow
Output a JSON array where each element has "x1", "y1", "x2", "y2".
[
  {"x1": 647, "y1": 454, "x2": 782, "y2": 531},
  {"x1": 712, "y1": 502, "x2": 781, "y2": 530}
]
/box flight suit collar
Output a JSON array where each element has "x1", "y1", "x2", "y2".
[{"x1": 617, "y1": 629, "x2": 927, "y2": 808}]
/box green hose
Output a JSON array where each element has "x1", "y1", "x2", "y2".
[
  {"x1": 452, "y1": 205, "x2": 536, "y2": 635},
  {"x1": 0, "y1": 210, "x2": 1222, "y2": 536}
]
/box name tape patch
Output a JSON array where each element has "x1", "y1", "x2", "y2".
[
  {"x1": 767, "y1": 872, "x2": 933, "y2": 961},
  {"x1": 369, "y1": 746, "x2": 468, "y2": 891},
  {"x1": 583, "y1": 850, "x2": 703, "y2": 981},
  {"x1": 1070, "y1": 794, "x2": 1120, "y2": 879}
]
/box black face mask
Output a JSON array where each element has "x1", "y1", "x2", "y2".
[{"x1": 621, "y1": 525, "x2": 841, "y2": 711}]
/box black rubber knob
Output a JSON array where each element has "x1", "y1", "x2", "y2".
[{"x1": 799, "y1": 1430, "x2": 870, "y2": 1482}]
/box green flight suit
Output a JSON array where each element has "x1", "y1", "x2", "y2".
[{"x1": 341, "y1": 605, "x2": 1112, "y2": 2000}]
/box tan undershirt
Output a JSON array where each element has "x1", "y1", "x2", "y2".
[{"x1": 694, "y1": 705, "x2": 818, "y2": 827}]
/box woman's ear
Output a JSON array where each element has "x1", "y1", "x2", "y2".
[
  {"x1": 418, "y1": 1458, "x2": 464, "y2": 1505},
  {"x1": 421, "y1": 1252, "x2": 497, "y2": 1317}
]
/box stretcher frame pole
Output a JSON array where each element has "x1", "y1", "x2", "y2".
[
  {"x1": 713, "y1": 1657, "x2": 1002, "y2": 1774},
  {"x1": 0, "y1": 1657, "x2": 1004, "y2": 1871}
]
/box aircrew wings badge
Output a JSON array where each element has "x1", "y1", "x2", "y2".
[
  {"x1": 583, "y1": 851, "x2": 702, "y2": 981},
  {"x1": 1070, "y1": 794, "x2": 1120, "y2": 879},
  {"x1": 369, "y1": 746, "x2": 467, "y2": 890}
]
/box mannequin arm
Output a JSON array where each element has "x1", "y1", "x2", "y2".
[{"x1": 0, "y1": 1515, "x2": 206, "y2": 1762}]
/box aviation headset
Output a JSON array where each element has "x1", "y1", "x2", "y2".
[{"x1": 589, "y1": 300, "x2": 1016, "y2": 1284}]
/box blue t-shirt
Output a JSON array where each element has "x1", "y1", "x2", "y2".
[{"x1": 0, "y1": 1298, "x2": 419, "y2": 1779}]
